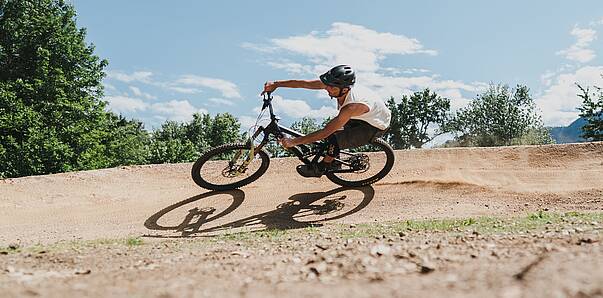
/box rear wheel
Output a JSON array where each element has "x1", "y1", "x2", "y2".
[
  {"x1": 326, "y1": 138, "x2": 394, "y2": 187},
  {"x1": 191, "y1": 143, "x2": 270, "y2": 191}
]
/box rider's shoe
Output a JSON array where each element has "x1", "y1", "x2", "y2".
[{"x1": 296, "y1": 161, "x2": 342, "y2": 178}]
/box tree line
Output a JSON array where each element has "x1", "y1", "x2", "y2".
[{"x1": 1, "y1": 0, "x2": 602, "y2": 178}]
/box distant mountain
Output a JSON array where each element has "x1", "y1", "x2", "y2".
[{"x1": 548, "y1": 118, "x2": 587, "y2": 143}]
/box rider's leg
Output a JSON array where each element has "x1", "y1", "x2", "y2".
[
  {"x1": 297, "y1": 120, "x2": 384, "y2": 177},
  {"x1": 322, "y1": 134, "x2": 340, "y2": 164}
]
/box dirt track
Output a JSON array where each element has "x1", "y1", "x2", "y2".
[
  {"x1": 1, "y1": 142, "x2": 603, "y2": 297},
  {"x1": 1, "y1": 142, "x2": 602, "y2": 246}
]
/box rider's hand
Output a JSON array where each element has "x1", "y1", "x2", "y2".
[
  {"x1": 261, "y1": 81, "x2": 278, "y2": 95},
  {"x1": 279, "y1": 137, "x2": 296, "y2": 149}
]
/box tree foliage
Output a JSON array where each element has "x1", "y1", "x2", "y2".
[
  {"x1": 385, "y1": 88, "x2": 451, "y2": 149},
  {"x1": 0, "y1": 0, "x2": 116, "y2": 177},
  {"x1": 148, "y1": 113, "x2": 243, "y2": 164},
  {"x1": 0, "y1": 0, "x2": 244, "y2": 178},
  {"x1": 577, "y1": 84, "x2": 603, "y2": 141},
  {"x1": 444, "y1": 84, "x2": 553, "y2": 147}
]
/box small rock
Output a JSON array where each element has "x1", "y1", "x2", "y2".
[
  {"x1": 74, "y1": 269, "x2": 91, "y2": 275},
  {"x1": 577, "y1": 238, "x2": 597, "y2": 245},
  {"x1": 315, "y1": 244, "x2": 328, "y2": 251},
  {"x1": 231, "y1": 251, "x2": 250, "y2": 258},
  {"x1": 349, "y1": 224, "x2": 357, "y2": 228},
  {"x1": 309, "y1": 262, "x2": 328, "y2": 276},
  {"x1": 370, "y1": 245, "x2": 391, "y2": 257},
  {"x1": 419, "y1": 262, "x2": 435, "y2": 274}
]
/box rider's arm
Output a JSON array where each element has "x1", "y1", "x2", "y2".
[
  {"x1": 287, "y1": 103, "x2": 369, "y2": 146},
  {"x1": 264, "y1": 80, "x2": 325, "y2": 93}
]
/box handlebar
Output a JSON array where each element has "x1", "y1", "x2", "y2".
[{"x1": 261, "y1": 91, "x2": 273, "y2": 111}]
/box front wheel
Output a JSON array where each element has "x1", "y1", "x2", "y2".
[
  {"x1": 326, "y1": 138, "x2": 395, "y2": 187},
  {"x1": 191, "y1": 143, "x2": 270, "y2": 191}
]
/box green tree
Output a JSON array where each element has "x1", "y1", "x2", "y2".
[
  {"x1": 577, "y1": 84, "x2": 603, "y2": 141},
  {"x1": 291, "y1": 117, "x2": 320, "y2": 135},
  {"x1": 207, "y1": 113, "x2": 242, "y2": 148},
  {"x1": 103, "y1": 115, "x2": 150, "y2": 166},
  {"x1": 445, "y1": 84, "x2": 553, "y2": 147},
  {"x1": 0, "y1": 0, "x2": 118, "y2": 177},
  {"x1": 185, "y1": 113, "x2": 213, "y2": 155},
  {"x1": 149, "y1": 121, "x2": 197, "y2": 164},
  {"x1": 149, "y1": 112, "x2": 242, "y2": 164},
  {"x1": 386, "y1": 88, "x2": 451, "y2": 149}
]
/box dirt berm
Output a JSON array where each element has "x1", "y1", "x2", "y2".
[{"x1": 1, "y1": 142, "x2": 602, "y2": 246}]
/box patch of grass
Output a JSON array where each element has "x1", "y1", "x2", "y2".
[
  {"x1": 0, "y1": 237, "x2": 148, "y2": 255},
  {"x1": 0, "y1": 244, "x2": 21, "y2": 255},
  {"x1": 213, "y1": 225, "x2": 320, "y2": 243},
  {"x1": 4, "y1": 212, "x2": 600, "y2": 254},
  {"x1": 528, "y1": 210, "x2": 551, "y2": 220},
  {"x1": 337, "y1": 211, "x2": 603, "y2": 239},
  {"x1": 126, "y1": 237, "x2": 143, "y2": 246}
]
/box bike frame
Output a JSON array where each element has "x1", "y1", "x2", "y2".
[{"x1": 251, "y1": 92, "x2": 329, "y2": 166}]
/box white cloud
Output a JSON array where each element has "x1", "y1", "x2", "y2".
[
  {"x1": 175, "y1": 75, "x2": 242, "y2": 99},
  {"x1": 536, "y1": 66, "x2": 603, "y2": 126},
  {"x1": 106, "y1": 70, "x2": 241, "y2": 99},
  {"x1": 246, "y1": 22, "x2": 483, "y2": 115},
  {"x1": 107, "y1": 71, "x2": 154, "y2": 84},
  {"x1": 207, "y1": 98, "x2": 235, "y2": 106},
  {"x1": 271, "y1": 95, "x2": 338, "y2": 119},
  {"x1": 591, "y1": 17, "x2": 603, "y2": 26},
  {"x1": 249, "y1": 22, "x2": 436, "y2": 73},
  {"x1": 240, "y1": 42, "x2": 278, "y2": 53},
  {"x1": 238, "y1": 115, "x2": 261, "y2": 131},
  {"x1": 129, "y1": 86, "x2": 156, "y2": 100},
  {"x1": 167, "y1": 86, "x2": 204, "y2": 94},
  {"x1": 105, "y1": 95, "x2": 148, "y2": 114},
  {"x1": 557, "y1": 26, "x2": 597, "y2": 63},
  {"x1": 267, "y1": 61, "x2": 315, "y2": 75},
  {"x1": 356, "y1": 73, "x2": 483, "y2": 112},
  {"x1": 104, "y1": 83, "x2": 117, "y2": 92},
  {"x1": 150, "y1": 100, "x2": 208, "y2": 122}
]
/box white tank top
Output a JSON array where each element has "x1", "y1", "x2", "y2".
[{"x1": 339, "y1": 89, "x2": 391, "y2": 130}]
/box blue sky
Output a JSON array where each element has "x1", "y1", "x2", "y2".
[{"x1": 71, "y1": 1, "x2": 603, "y2": 130}]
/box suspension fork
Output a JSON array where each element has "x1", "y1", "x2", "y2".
[{"x1": 230, "y1": 126, "x2": 267, "y2": 175}]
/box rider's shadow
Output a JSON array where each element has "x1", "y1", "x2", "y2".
[{"x1": 143, "y1": 186, "x2": 374, "y2": 238}]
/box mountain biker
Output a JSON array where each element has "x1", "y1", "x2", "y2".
[{"x1": 261, "y1": 65, "x2": 392, "y2": 177}]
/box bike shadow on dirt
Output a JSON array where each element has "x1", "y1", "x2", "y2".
[
  {"x1": 143, "y1": 190, "x2": 245, "y2": 235},
  {"x1": 143, "y1": 186, "x2": 374, "y2": 238}
]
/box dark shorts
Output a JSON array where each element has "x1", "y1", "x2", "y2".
[{"x1": 332, "y1": 119, "x2": 388, "y2": 149}]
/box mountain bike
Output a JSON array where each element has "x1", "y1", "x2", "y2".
[{"x1": 191, "y1": 92, "x2": 395, "y2": 191}]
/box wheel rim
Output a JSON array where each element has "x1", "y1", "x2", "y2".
[
  {"x1": 197, "y1": 146, "x2": 266, "y2": 187},
  {"x1": 328, "y1": 142, "x2": 391, "y2": 184}
]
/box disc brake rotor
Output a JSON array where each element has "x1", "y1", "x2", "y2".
[{"x1": 348, "y1": 154, "x2": 370, "y2": 173}]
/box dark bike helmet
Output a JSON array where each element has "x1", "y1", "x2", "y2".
[{"x1": 320, "y1": 65, "x2": 356, "y2": 88}]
